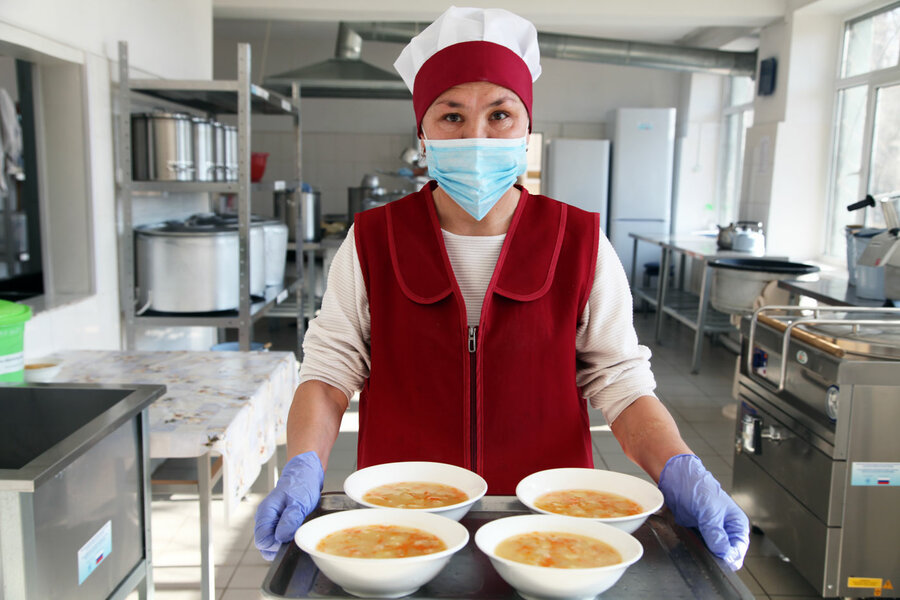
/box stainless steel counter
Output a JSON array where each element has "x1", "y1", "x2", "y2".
[
  {"x1": 627, "y1": 233, "x2": 787, "y2": 373},
  {"x1": 0, "y1": 383, "x2": 165, "y2": 600},
  {"x1": 777, "y1": 275, "x2": 895, "y2": 308},
  {"x1": 263, "y1": 494, "x2": 753, "y2": 599}
]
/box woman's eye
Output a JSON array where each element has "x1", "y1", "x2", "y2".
[
  {"x1": 443, "y1": 113, "x2": 462, "y2": 123},
  {"x1": 490, "y1": 111, "x2": 509, "y2": 121}
]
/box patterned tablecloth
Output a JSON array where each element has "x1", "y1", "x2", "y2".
[{"x1": 41, "y1": 350, "x2": 299, "y2": 518}]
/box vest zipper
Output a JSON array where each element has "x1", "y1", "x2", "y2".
[{"x1": 468, "y1": 325, "x2": 478, "y2": 470}]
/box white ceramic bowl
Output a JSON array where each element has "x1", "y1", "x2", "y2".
[
  {"x1": 23, "y1": 362, "x2": 62, "y2": 383},
  {"x1": 475, "y1": 514, "x2": 643, "y2": 600},
  {"x1": 516, "y1": 468, "x2": 664, "y2": 534},
  {"x1": 294, "y1": 508, "x2": 469, "y2": 598},
  {"x1": 344, "y1": 461, "x2": 488, "y2": 521}
]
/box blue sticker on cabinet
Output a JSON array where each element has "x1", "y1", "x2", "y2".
[
  {"x1": 78, "y1": 521, "x2": 112, "y2": 585},
  {"x1": 850, "y1": 462, "x2": 900, "y2": 487}
]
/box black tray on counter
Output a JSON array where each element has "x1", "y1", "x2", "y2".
[{"x1": 261, "y1": 493, "x2": 753, "y2": 599}]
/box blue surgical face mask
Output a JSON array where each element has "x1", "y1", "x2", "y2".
[{"x1": 423, "y1": 135, "x2": 528, "y2": 221}]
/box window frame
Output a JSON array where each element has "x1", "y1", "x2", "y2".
[
  {"x1": 824, "y1": 1, "x2": 900, "y2": 257},
  {"x1": 715, "y1": 77, "x2": 754, "y2": 227}
]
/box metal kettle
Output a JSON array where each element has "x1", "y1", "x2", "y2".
[{"x1": 717, "y1": 221, "x2": 764, "y2": 251}]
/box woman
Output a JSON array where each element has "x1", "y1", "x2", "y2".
[{"x1": 255, "y1": 6, "x2": 749, "y2": 570}]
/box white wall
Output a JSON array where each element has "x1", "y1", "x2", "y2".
[
  {"x1": 0, "y1": 0, "x2": 213, "y2": 359},
  {"x1": 673, "y1": 72, "x2": 725, "y2": 233},
  {"x1": 739, "y1": 9, "x2": 841, "y2": 260},
  {"x1": 214, "y1": 20, "x2": 684, "y2": 216}
]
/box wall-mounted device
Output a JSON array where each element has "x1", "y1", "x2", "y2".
[{"x1": 758, "y1": 57, "x2": 777, "y2": 96}]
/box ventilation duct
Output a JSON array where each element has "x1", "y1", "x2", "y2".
[
  {"x1": 348, "y1": 22, "x2": 757, "y2": 79},
  {"x1": 265, "y1": 21, "x2": 757, "y2": 99}
]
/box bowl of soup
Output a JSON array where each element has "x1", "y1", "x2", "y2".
[
  {"x1": 516, "y1": 468, "x2": 664, "y2": 533},
  {"x1": 294, "y1": 508, "x2": 469, "y2": 598},
  {"x1": 344, "y1": 461, "x2": 488, "y2": 521},
  {"x1": 475, "y1": 514, "x2": 643, "y2": 599}
]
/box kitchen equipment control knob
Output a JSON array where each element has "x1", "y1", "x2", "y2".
[{"x1": 825, "y1": 385, "x2": 840, "y2": 421}]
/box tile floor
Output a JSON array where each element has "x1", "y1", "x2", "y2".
[{"x1": 129, "y1": 312, "x2": 826, "y2": 600}]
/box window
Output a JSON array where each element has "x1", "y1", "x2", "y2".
[
  {"x1": 716, "y1": 76, "x2": 754, "y2": 226},
  {"x1": 826, "y1": 2, "x2": 900, "y2": 256}
]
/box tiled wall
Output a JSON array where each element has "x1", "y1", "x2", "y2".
[{"x1": 249, "y1": 130, "x2": 419, "y2": 218}]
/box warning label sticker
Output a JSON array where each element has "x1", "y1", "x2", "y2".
[{"x1": 848, "y1": 577, "x2": 883, "y2": 588}]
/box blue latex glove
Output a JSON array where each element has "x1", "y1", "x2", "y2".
[
  {"x1": 254, "y1": 451, "x2": 324, "y2": 560},
  {"x1": 658, "y1": 454, "x2": 750, "y2": 571}
]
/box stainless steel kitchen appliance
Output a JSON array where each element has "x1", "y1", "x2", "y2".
[
  {"x1": 0, "y1": 383, "x2": 165, "y2": 600},
  {"x1": 135, "y1": 214, "x2": 265, "y2": 313},
  {"x1": 733, "y1": 305, "x2": 900, "y2": 598}
]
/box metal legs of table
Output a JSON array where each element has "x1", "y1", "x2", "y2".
[
  {"x1": 654, "y1": 247, "x2": 672, "y2": 344},
  {"x1": 691, "y1": 265, "x2": 714, "y2": 374},
  {"x1": 151, "y1": 453, "x2": 223, "y2": 600},
  {"x1": 197, "y1": 454, "x2": 214, "y2": 600}
]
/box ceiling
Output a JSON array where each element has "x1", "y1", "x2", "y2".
[{"x1": 212, "y1": 0, "x2": 791, "y2": 44}]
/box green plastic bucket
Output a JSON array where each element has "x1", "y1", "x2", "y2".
[{"x1": 0, "y1": 299, "x2": 32, "y2": 383}]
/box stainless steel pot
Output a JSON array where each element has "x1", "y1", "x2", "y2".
[
  {"x1": 260, "y1": 219, "x2": 289, "y2": 286},
  {"x1": 130, "y1": 113, "x2": 194, "y2": 181},
  {"x1": 192, "y1": 117, "x2": 215, "y2": 182},
  {"x1": 708, "y1": 258, "x2": 819, "y2": 315},
  {"x1": 212, "y1": 121, "x2": 226, "y2": 182},
  {"x1": 300, "y1": 191, "x2": 322, "y2": 242},
  {"x1": 135, "y1": 217, "x2": 264, "y2": 313},
  {"x1": 224, "y1": 125, "x2": 238, "y2": 182}
]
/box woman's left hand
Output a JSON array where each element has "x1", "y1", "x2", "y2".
[{"x1": 658, "y1": 454, "x2": 750, "y2": 571}]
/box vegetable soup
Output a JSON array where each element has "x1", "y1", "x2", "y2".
[
  {"x1": 363, "y1": 481, "x2": 468, "y2": 509},
  {"x1": 495, "y1": 531, "x2": 622, "y2": 568},
  {"x1": 534, "y1": 489, "x2": 643, "y2": 518},
  {"x1": 316, "y1": 524, "x2": 447, "y2": 558}
]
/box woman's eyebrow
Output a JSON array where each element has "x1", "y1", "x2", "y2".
[{"x1": 486, "y1": 96, "x2": 516, "y2": 108}]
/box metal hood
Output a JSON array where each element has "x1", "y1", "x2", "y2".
[{"x1": 264, "y1": 23, "x2": 411, "y2": 99}]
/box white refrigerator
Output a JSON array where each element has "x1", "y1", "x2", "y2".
[
  {"x1": 543, "y1": 139, "x2": 610, "y2": 232},
  {"x1": 608, "y1": 108, "x2": 676, "y2": 286}
]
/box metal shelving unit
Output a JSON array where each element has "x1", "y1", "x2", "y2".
[{"x1": 115, "y1": 41, "x2": 304, "y2": 352}]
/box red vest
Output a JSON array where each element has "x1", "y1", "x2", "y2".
[{"x1": 354, "y1": 183, "x2": 599, "y2": 494}]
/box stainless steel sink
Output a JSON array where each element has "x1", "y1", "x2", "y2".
[{"x1": 0, "y1": 383, "x2": 165, "y2": 600}]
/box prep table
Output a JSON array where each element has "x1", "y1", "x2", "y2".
[
  {"x1": 29, "y1": 349, "x2": 299, "y2": 600},
  {"x1": 263, "y1": 494, "x2": 754, "y2": 599},
  {"x1": 627, "y1": 233, "x2": 787, "y2": 373}
]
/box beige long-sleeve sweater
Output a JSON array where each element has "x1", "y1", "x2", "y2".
[{"x1": 298, "y1": 224, "x2": 657, "y2": 424}]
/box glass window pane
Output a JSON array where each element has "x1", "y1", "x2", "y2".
[
  {"x1": 842, "y1": 3, "x2": 900, "y2": 77},
  {"x1": 730, "y1": 77, "x2": 754, "y2": 106},
  {"x1": 826, "y1": 86, "x2": 868, "y2": 256},
  {"x1": 868, "y1": 83, "x2": 900, "y2": 228},
  {"x1": 717, "y1": 109, "x2": 753, "y2": 226}
]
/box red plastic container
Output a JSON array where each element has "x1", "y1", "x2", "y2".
[{"x1": 251, "y1": 152, "x2": 269, "y2": 182}]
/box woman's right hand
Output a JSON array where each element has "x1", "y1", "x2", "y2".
[{"x1": 254, "y1": 451, "x2": 324, "y2": 560}]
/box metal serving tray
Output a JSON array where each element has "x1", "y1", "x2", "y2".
[{"x1": 262, "y1": 493, "x2": 753, "y2": 599}]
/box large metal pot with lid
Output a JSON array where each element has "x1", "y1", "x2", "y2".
[
  {"x1": 215, "y1": 213, "x2": 288, "y2": 286},
  {"x1": 134, "y1": 215, "x2": 264, "y2": 313},
  {"x1": 709, "y1": 258, "x2": 820, "y2": 315}
]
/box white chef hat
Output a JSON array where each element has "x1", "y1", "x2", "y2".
[{"x1": 393, "y1": 6, "x2": 541, "y2": 131}]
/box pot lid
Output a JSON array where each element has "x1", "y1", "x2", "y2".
[
  {"x1": 798, "y1": 312, "x2": 900, "y2": 360},
  {"x1": 133, "y1": 111, "x2": 192, "y2": 120},
  {"x1": 135, "y1": 218, "x2": 236, "y2": 235},
  {"x1": 0, "y1": 299, "x2": 31, "y2": 326},
  {"x1": 709, "y1": 258, "x2": 819, "y2": 275}
]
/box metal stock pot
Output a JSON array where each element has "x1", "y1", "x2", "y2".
[
  {"x1": 131, "y1": 112, "x2": 194, "y2": 181},
  {"x1": 135, "y1": 216, "x2": 264, "y2": 313}
]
